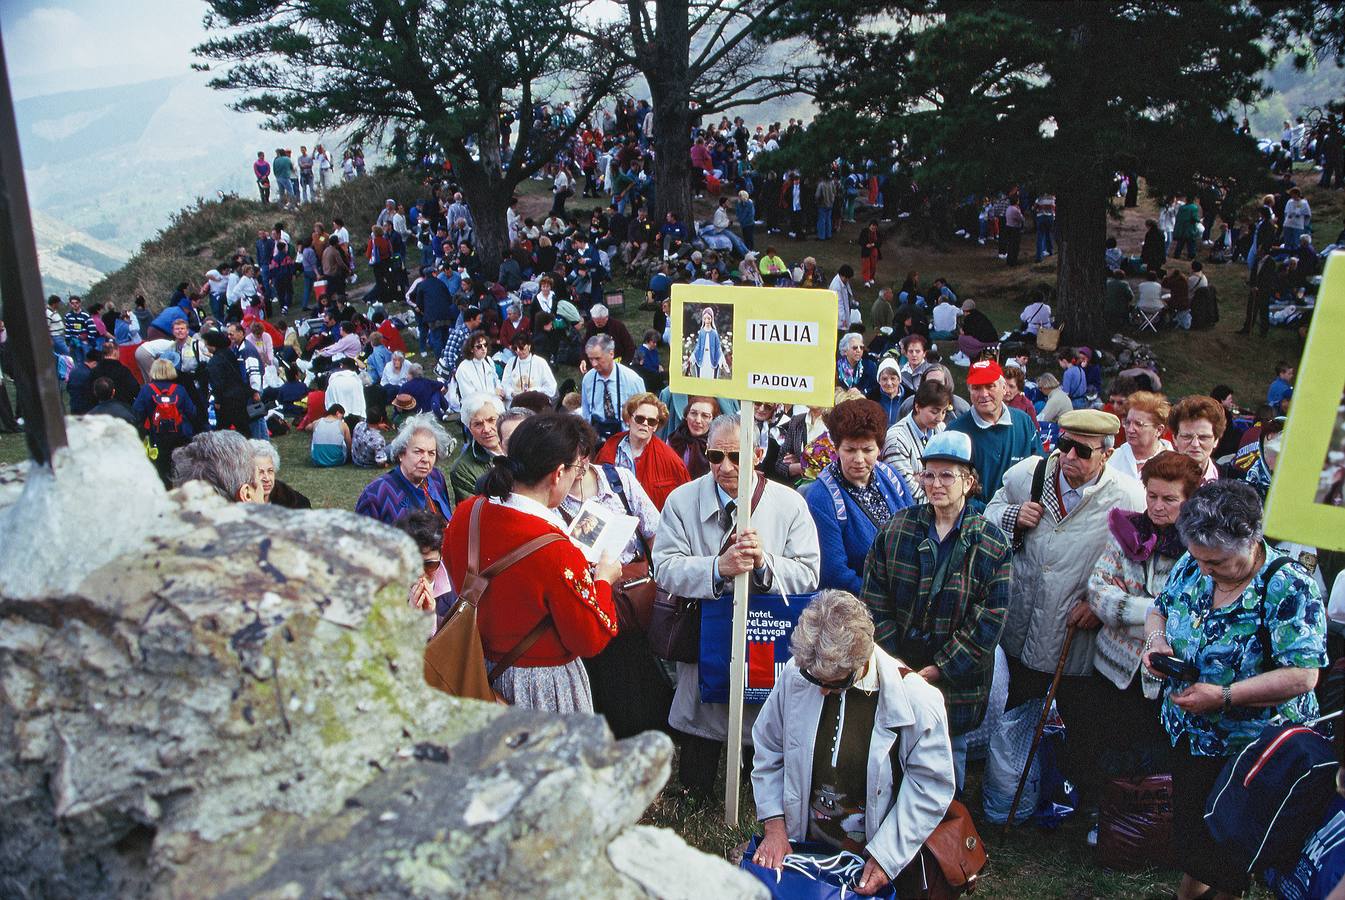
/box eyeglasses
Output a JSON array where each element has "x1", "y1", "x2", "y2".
[
  {"x1": 706, "y1": 449, "x2": 742, "y2": 465},
  {"x1": 630, "y1": 414, "x2": 659, "y2": 427},
  {"x1": 1176, "y1": 431, "x2": 1215, "y2": 445},
  {"x1": 917, "y1": 470, "x2": 965, "y2": 486},
  {"x1": 800, "y1": 667, "x2": 858, "y2": 691},
  {"x1": 1056, "y1": 436, "x2": 1100, "y2": 460},
  {"x1": 422, "y1": 558, "x2": 442, "y2": 574}
]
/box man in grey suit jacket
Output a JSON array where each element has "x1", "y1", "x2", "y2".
[{"x1": 652, "y1": 414, "x2": 821, "y2": 801}]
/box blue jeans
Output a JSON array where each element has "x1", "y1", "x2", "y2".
[
  {"x1": 1035, "y1": 214, "x2": 1054, "y2": 259},
  {"x1": 1280, "y1": 226, "x2": 1303, "y2": 250},
  {"x1": 951, "y1": 734, "x2": 968, "y2": 794},
  {"x1": 816, "y1": 208, "x2": 833, "y2": 240},
  {"x1": 302, "y1": 274, "x2": 316, "y2": 310},
  {"x1": 210, "y1": 293, "x2": 225, "y2": 321},
  {"x1": 49, "y1": 333, "x2": 69, "y2": 357}
]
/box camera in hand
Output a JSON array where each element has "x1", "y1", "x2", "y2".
[{"x1": 1149, "y1": 653, "x2": 1200, "y2": 682}]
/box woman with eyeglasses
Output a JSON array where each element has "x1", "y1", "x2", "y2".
[
  {"x1": 1167, "y1": 394, "x2": 1226, "y2": 484},
  {"x1": 1142, "y1": 481, "x2": 1326, "y2": 900},
  {"x1": 1108, "y1": 390, "x2": 1173, "y2": 482},
  {"x1": 667, "y1": 395, "x2": 720, "y2": 478},
  {"x1": 859, "y1": 430, "x2": 1011, "y2": 790},
  {"x1": 452, "y1": 329, "x2": 503, "y2": 407},
  {"x1": 806, "y1": 400, "x2": 916, "y2": 594},
  {"x1": 397, "y1": 509, "x2": 451, "y2": 634},
  {"x1": 594, "y1": 392, "x2": 689, "y2": 510},
  {"x1": 442, "y1": 413, "x2": 620, "y2": 712},
  {"x1": 751, "y1": 590, "x2": 956, "y2": 896}
]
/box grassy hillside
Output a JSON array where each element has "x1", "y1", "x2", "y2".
[{"x1": 85, "y1": 171, "x2": 425, "y2": 308}]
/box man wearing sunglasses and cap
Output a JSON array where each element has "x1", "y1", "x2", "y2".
[{"x1": 984, "y1": 409, "x2": 1144, "y2": 818}]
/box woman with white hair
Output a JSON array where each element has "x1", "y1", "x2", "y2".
[
  {"x1": 249, "y1": 438, "x2": 312, "y2": 508},
  {"x1": 751, "y1": 590, "x2": 956, "y2": 896},
  {"x1": 450, "y1": 393, "x2": 505, "y2": 503},
  {"x1": 355, "y1": 413, "x2": 455, "y2": 523}
]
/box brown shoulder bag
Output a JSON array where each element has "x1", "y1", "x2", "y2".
[{"x1": 423, "y1": 499, "x2": 564, "y2": 702}]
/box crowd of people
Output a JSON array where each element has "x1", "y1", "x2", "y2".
[{"x1": 22, "y1": 104, "x2": 1341, "y2": 899}]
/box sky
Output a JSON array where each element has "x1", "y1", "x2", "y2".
[{"x1": 1, "y1": 0, "x2": 209, "y2": 99}]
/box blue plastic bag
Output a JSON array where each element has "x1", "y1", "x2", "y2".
[
  {"x1": 699, "y1": 592, "x2": 816, "y2": 705},
  {"x1": 738, "y1": 836, "x2": 896, "y2": 900}
]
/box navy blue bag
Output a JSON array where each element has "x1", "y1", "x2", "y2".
[
  {"x1": 737, "y1": 836, "x2": 896, "y2": 900},
  {"x1": 698, "y1": 592, "x2": 817, "y2": 705},
  {"x1": 1204, "y1": 721, "x2": 1337, "y2": 877}
]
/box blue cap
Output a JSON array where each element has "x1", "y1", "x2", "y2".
[{"x1": 921, "y1": 430, "x2": 973, "y2": 466}]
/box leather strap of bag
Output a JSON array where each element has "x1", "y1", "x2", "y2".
[
  {"x1": 488, "y1": 614, "x2": 555, "y2": 686},
  {"x1": 458, "y1": 498, "x2": 567, "y2": 684},
  {"x1": 458, "y1": 499, "x2": 565, "y2": 607}
]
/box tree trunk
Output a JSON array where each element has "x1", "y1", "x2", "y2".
[
  {"x1": 1054, "y1": 172, "x2": 1110, "y2": 346},
  {"x1": 646, "y1": 0, "x2": 693, "y2": 227},
  {"x1": 453, "y1": 163, "x2": 510, "y2": 280}
]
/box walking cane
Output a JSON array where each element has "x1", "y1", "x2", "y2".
[{"x1": 1003, "y1": 623, "x2": 1078, "y2": 835}]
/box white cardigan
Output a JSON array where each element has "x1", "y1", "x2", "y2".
[{"x1": 752, "y1": 648, "x2": 955, "y2": 882}]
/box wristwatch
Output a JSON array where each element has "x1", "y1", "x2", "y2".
[{"x1": 1222, "y1": 683, "x2": 1234, "y2": 714}]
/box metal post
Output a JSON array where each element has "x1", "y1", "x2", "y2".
[
  {"x1": 0, "y1": 25, "x2": 67, "y2": 466},
  {"x1": 724, "y1": 400, "x2": 756, "y2": 823}
]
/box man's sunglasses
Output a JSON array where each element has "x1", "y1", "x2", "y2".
[
  {"x1": 1056, "y1": 436, "x2": 1099, "y2": 460},
  {"x1": 631, "y1": 413, "x2": 659, "y2": 427},
  {"x1": 422, "y1": 557, "x2": 442, "y2": 574},
  {"x1": 706, "y1": 449, "x2": 742, "y2": 465},
  {"x1": 800, "y1": 667, "x2": 857, "y2": 691}
]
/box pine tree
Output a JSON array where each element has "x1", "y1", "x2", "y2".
[
  {"x1": 195, "y1": 0, "x2": 627, "y2": 275},
  {"x1": 772, "y1": 1, "x2": 1276, "y2": 343}
]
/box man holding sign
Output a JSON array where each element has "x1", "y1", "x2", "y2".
[
  {"x1": 660, "y1": 282, "x2": 835, "y2": 817},
  {"x1": 652, "y1": 413, "x2": 820, "y2": 802}
]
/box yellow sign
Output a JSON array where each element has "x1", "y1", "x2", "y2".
[
  {"x1": 669, "y1": 283, "x2": 840, "y2": 407},
  {"x1": 1264, "y1": 251, "x2": 1345, "y2": 551}
]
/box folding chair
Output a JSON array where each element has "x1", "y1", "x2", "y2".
[{"x1": 1134, "y1": 303, "x2": 1163, "y2": 333}]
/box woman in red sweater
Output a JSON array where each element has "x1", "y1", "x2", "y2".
[
  {"x1": 444, "y1": 413, "x2": 621, "y2": 712},
  {"x1": 595, "y1": 393, "x2": 690, "y2": 510}
]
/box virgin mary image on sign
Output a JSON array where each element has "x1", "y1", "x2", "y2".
[{"x1": 684, "y1": 305, "x2": 732, "y2": 380}]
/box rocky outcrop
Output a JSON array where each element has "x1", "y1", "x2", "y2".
[{"x1": 0, "y1": 418, "x2": 764, "y2": 899}]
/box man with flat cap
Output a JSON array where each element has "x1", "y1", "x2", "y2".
[{"x1": 984, "y1": 408, "x2": 1144, "y2": 819}]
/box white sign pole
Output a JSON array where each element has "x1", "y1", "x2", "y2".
[{"x1": 724, "y1": 400, "x2": 756, "y2": 824}]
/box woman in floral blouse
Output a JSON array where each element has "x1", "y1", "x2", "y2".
[{"x1": 1143, "y1": 481, "x2": 1326, "y2": 900}]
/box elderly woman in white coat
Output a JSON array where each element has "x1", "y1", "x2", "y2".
[
  {"x1": 652, "y1": 413, "x2": 821, "y2": 802},
  {"x1": 751, "y1": 590, "x2": 955, "y2": 897}
]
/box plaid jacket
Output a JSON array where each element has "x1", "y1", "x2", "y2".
[{"x1": 860, "y1": 504, "x2": 1012, "y2": 735}]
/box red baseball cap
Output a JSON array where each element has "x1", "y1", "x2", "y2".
[{"x1": 965, "y1": 359, "x2": 1005, "y2": 386}]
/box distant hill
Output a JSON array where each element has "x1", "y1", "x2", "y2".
[
  {"x1": 85, "y1": 171, "x2": 423, "y2": 309},
  {"x1": 14, "y1": 73, "x2": 322, "y2": 298},
  {"x1": 28, "y1": 209, "x2": 131, "y2": 300}
]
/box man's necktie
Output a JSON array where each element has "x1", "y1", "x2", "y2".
[
  {"x1": 719, "y1": 499, "x2": 737, "y2": 535},
  {"x1": 602, "y1": 379, "x2": 615, "y2": 420}
]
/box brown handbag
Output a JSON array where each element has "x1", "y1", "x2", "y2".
[
  {"x1": 596, "y1": 463, "x2": 660, "y2": 634},
  {"x1": 890, "y1": 666, "x2": 988, "y2": 899},
  {"x1": 423, "y1": 500, "x2": 564, "y2": 702},
  {"x1": 646, "y1": 474, "x2": 766, "y2": 663},
  {"x1": 917, "y1": 799, "x2": 987, "y2": 898}
]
